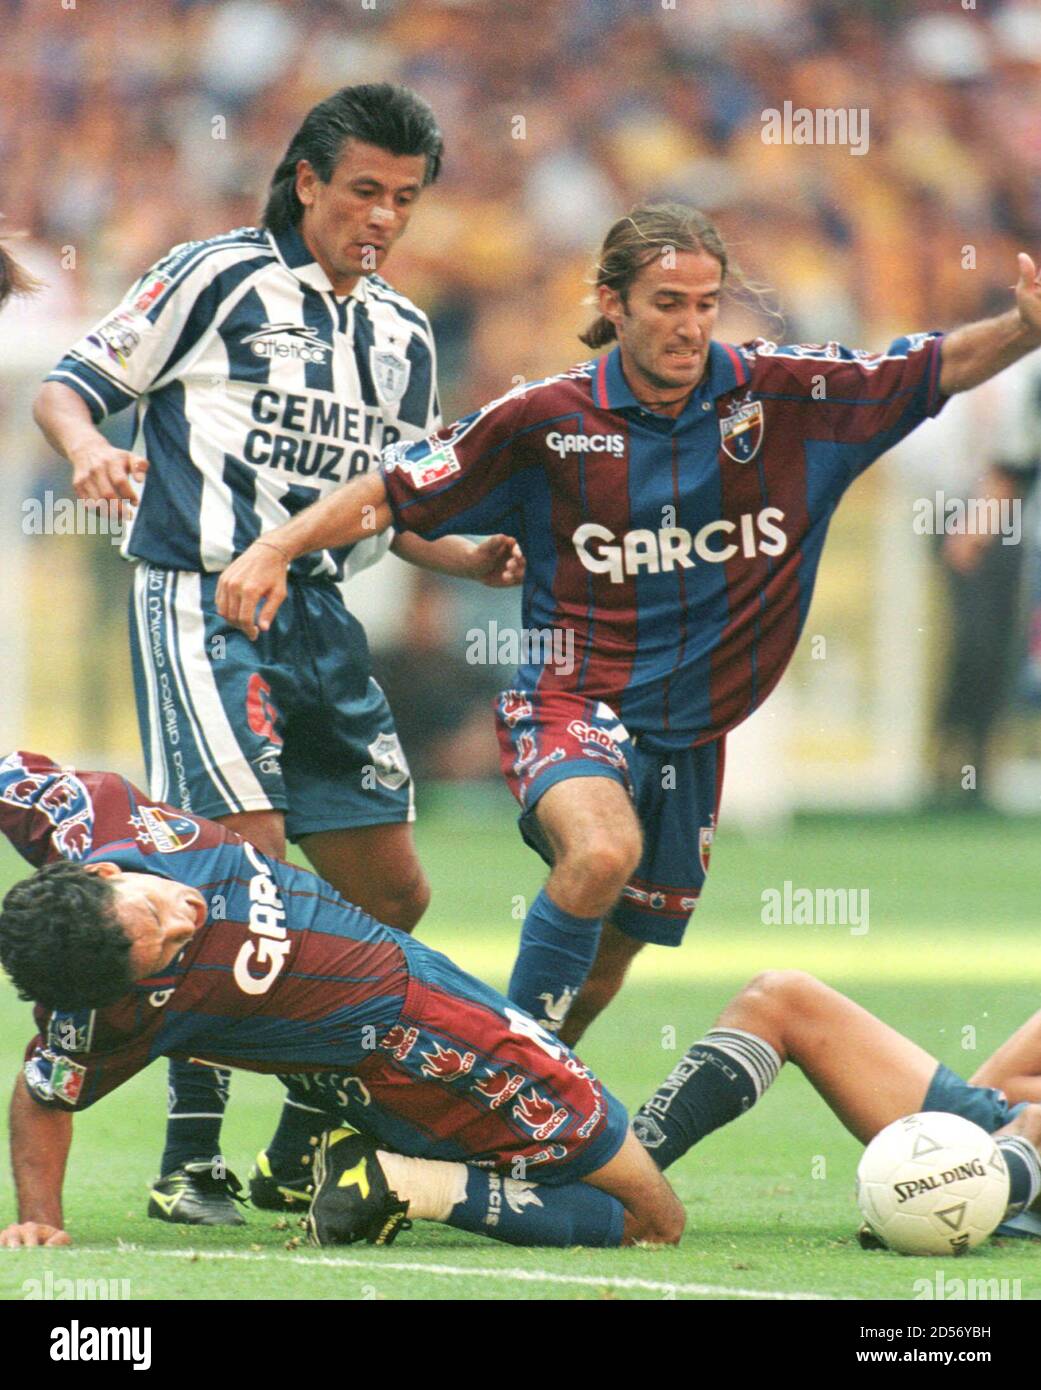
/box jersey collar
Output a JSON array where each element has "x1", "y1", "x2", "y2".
[
  {"x1": 591, "y1": 341, "x2": 752, "y2": 412},
  {"x1": 267, "y1": 224, "x2": 368, "y2": 302}
]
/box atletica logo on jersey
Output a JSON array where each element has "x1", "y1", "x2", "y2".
[
  {"x1": 545, "y1": 431, "x2": 625, "y2": 458},
  {"x1": 572, "y1": 509, "x2": 787, "y2": 582},
  {"x1": 241, "y1": 322, "x2": 330, "y2": 364}
]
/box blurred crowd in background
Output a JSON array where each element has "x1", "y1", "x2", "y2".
[{"x1": 3, "y1": 0, "x2": 1041, "y2": 802}]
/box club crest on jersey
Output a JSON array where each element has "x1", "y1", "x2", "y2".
[
  {"x1": 367, "y1": 732, "x2": 410, "y2": 791},
  {"x1": 370, "y1": 347, "x2": 411, "y2": 404},
  {"x1": 719, "y1": 396, "x2": 764, "y2": 463},
  {"x1": 131, "y1": 806, "x2": 201, "y2": 854},
  {"x1": 699, "y1": 817, "x2": 715, "y2": 874}
]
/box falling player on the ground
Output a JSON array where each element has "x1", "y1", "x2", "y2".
[
  {"x1": 30, "y1": 83, "x2": 523, "y2": 1227},
  {"x1": 0, "y1": 753, "x2": 1038, "y2": 1250},
  {"x1": 213, "y1": 203, "x2": 1041, "y2": 1047}
]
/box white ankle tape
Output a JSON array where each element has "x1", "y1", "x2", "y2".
[{"x1": 376, "y1": 1150, "x2": 469, "y2": 1223}]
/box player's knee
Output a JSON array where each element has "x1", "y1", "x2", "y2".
[
  {"x1": 372, "y1": 868, "x2": 430, "y2": 933},
  {"x1": 563, "y1": 830, "x2": 641, "y2": 898},
  {"x1": 739, "y1": 969, "x2": 820, "y2": 1024}
]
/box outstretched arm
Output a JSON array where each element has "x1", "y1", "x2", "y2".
[
  {"x1": 0, "y1": 1077, "x2": 72, "y2": 1247},
  {"x1": 216, "y1": 470, "x2": 391, "y2": 639},
  {"x1": 391, "y1": 532, "x2": 525, "y2": 588},
  {"x1": 939, "y1": 253, "x2": 1041, "y2": 395}
]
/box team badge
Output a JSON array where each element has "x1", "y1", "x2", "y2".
[
  {"x1": 132, "y1": 805, "x2": 201, "y2": 854},
  {"x1": 367, "y1": 732, "x2": 410, "y2": 791},
  {"x1": 719, "y1": 395, "x2": 764, "y2": 463},
  {"x1": 370, "y1": 347, "x2": 411, "y2": 404},
  {"x1": 699, "y1": 818, "x2": 715, "y2": 874}
]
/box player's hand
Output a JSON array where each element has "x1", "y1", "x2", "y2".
[
  {"x1": 216, "y1": 540, "x2": 289, "y2": 640},
  {"x1": 469, "y1": 534, "x2": 525, "y2": 588},
  {"x1": 68, "y1": 440, "x2": 148, "y2": 518},
  {"x1": 1014, "y1": 253, "x2": 1041, "y2": 343},
  {"x1": 0, "y1": 1221, "x2": 71, "y2": 1248}
]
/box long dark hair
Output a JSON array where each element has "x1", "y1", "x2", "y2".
[
  {"x1": 0, "y1": 237, "x2": 42, "y2": 310},
  {"x1": 580, "y1": 204, "x2": 738, "y2": 350},
  {"x1": 263, "y1": 83, "x2": 443, "y2": 233}
]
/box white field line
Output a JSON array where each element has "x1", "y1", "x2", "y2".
[{"x1": 47, "y1": 1245, "x2": 846, "y2": 1300}]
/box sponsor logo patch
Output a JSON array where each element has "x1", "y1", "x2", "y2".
[
  {"x1": 88, "y1": 310, "x2": 146, "y2": 369},
  {"x1": 133, "y1": 273, "x2": 173, "y2": 314}
]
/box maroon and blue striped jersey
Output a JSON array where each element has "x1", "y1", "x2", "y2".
[
  {"x1": 381, "y1": 335, "x2": 946, "y2": 746},
  {"x1": 0, "y1": 751, "x2": 410, "y2": 1110}
]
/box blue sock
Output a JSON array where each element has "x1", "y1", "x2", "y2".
[
  {"x1": 161, "y1": 1059, "x2": 231, "y2": 1175},
  {"x1": 445, "y1": 1168, "x2": 624, "y2": 1248},
  {"x1": 634, "y1": 1028, "x2": 782, "y2": 1170},
  {"x1": 507, "y1": 888, "x2": 602, "y2": 1031},
  {"x1": 997, "y1": 1137, "x2": 1041, "y2": 1217}
]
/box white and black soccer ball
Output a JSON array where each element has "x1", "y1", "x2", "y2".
[{"x1": 856, "y1": 1112, "x2": 1010, "y2": 1256}]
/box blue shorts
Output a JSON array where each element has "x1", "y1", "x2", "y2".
[
  {"x1": 129, "y1": 564, "x2": 413, "y2": 840},
  {"x1": 923, "y1": 1063, "x2": 1028, "y2": 1132},
  {"x1": 496, "y1": 690, "x2": 725, "y2": 947},
  {"x1": 278, "y1": 940, "x2": 630, "y2": 1185}
]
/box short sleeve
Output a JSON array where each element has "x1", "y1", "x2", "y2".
[{"x1": 380, "y1": 385, "x2": 537, "y2": 538}]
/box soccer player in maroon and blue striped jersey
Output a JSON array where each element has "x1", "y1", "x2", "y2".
[{"x1": 217, "y1": 203, "x2": 1041, "y2": 1043}]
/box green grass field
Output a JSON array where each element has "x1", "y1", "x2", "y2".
[{"x1": 2, "y1": 791, "x2": 1040, "y2": 1301}]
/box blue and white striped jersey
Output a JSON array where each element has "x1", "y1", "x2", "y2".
[{"x1": 47, "y1": 224, "x2": 440, "y2": 580}]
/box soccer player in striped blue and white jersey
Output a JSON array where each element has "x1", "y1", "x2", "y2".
[{"x1": 31, "y1": 84, "x2": 522, "y2": 1226}]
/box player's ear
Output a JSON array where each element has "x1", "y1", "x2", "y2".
[
  {"x1": 598, "y1": 283, "x2": 624, "y2": 328},
  {"x1": 82, "y1": 861, "x2": 122, "y2": 881},
  {"x1": 295, "y1": 159, "x2": 318, "y2": 208}
]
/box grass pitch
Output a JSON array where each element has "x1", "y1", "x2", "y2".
[{"x1": 1, "y1": 790, "x2": 1039, "y2": 1301}]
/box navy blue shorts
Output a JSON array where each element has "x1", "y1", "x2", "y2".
[
  {"x1": 279, "y1": 942, "x2": 630, "y2": 1185},
  {"x1": 129, "y1": 564, "x2": 413, "y2": 840},
  {"x1": 496, "y1": 690, "x2": 725, "y2": 947}
]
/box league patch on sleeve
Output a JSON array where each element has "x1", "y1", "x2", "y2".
[
  {"x1": 87, "y1": 310, "x2": 148, "y2": 370},
  {"x1": 24, "y1": 1050, "x2": 87, "y2": 1107},
  {"x1": 132, "y1": 272, "x2": 173, "y2": 315},
  {"x1": 408, "y1": 444, "x2": 461, "y2": 489},
  {"x1": 382, "y1": 440, "x2": 462, "y2": 489}
]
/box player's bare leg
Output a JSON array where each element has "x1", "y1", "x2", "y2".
[
  {"x1": 969, "y1": 1009, "x2": 1041, "y2": 1104},
  {"x1": 535, "y1": 777, "x2": 642, "y2": 917},
  {"x1": 714, "y1": 970, "x2": 939, "y2": 1142},
  {"x1": 508, "y1": 776, "x2": 641, "y2": 1031},
  {"x1": 298, "y1": 822, "x2": 430, "y2": 933},
  {"x1": 582, "y1": 1128, "x2": 685, "y2": 1244},
  {"x1": 558, "y1": 922, "x2": 645, "y2": 1048},
  {"x1": 217, "y1": 809, "x2": 286, "y2": 858}
]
